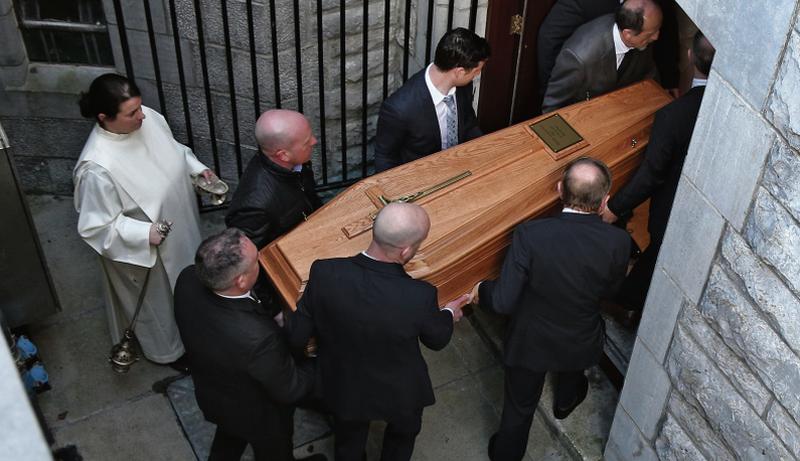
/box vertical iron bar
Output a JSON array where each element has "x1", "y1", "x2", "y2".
[
  {"x1": 111, "y1": 0, "x2": 135, "y2": 81},
  {"x1": 339, "y1": 0, "x2": 348, "y2": 180},
  {"x1": 292, "y1": 0, "x2": 304, "y2": 113},
  {"x1": 425, "y1": 0, "x2": 434, "y2": 64},
  {"x1": 447, "y1": 0, "x2": 455, "y2": 31},
  {"x1": 402, "y1": 0, "x2": 411, "y2": 81},
  {"x1": 167, "y1": 0, "x2": 194, "y2": 147},
  {"x1": 221, "y1": 0, "x2": 243, "y2": 177},
  {"x1": 316, "y1": 0, "x2": 328, "y2": 184},
  {"x1": 268, "y1": 0, "x2": 282, "y2": 108},
  {"x1": 142, "y1": 0, "x2": 166, "y2": 115},
  {"x1": 468, "y1": 0, "x2": 478, "y2": 31},
  {"x1": 361, "y1": 0, "x2": 368, "y2": 177},
  {"x1": 382, "y1": 0, "x2": 390, "y2": 100},
  {"x1": 193, "y1": 0, "x2": 221, "y2": 173},
  {"x1": 245, "y1": 0, "x2": 261, "y2": 119}
]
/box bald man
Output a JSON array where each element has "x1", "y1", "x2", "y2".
[
  {"x1": 472, "y1": 158, "x2": 630, "y2": 461},
  {"x1": 285, "y1": 202, "x2": 470, "y2": 461},
  {"x1": 542, "y1": 0, "x2": 662, "y2": 113},
  {"x1": 226, "y1": 109, "x2": 322, "y2": 249}
]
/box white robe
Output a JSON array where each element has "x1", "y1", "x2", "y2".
[{"x1": 73, "y1": 106, "x2": 208, "y2": 363}]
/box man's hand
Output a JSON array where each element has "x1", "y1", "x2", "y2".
[
  {"x1": 601, "y1": 208, "x2": 618, "y2": 224},
  {"x1": 273, "y1": 311, "x2": 285, "y2": 328},
  {"x1": 469, "y1": 282, "x2": 482, "y2": 305},
  {"x1": 443, "y1": 293, "x2": 470, "y2": 322},
  {"x1": 149, "y1": 223, "x2": 165, "y2": 245},
  {"x1": 200, "y1": 169, "x2": 218, "y2": 181}
]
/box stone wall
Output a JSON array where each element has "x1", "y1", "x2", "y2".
[
  {"x1": 606, "y1": 0, "x2": 800, "y2": 459},
  {"x1": 0, "y1": 0, "x2": 486, "y2": 195}
]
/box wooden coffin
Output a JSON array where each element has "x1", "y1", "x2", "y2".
[{"x1": 260, "y1": 80, "x2": 672, "y2": 308}]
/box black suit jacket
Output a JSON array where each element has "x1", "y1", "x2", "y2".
[
  {"x1": 537, "y1": 0, "x2": 620, "y2": 98},
  {"x1": 608, "y1": 85, "x2": 705, "y2": 242},
  {"x1": 479, "y1": 212, "x2": 630, "y2": 371},
  {"x1": 542, "y1": 14, "x2": 656, "y2": 113},
  {"x1": 374, "y1": 68, "x2": 482, "y2": 172},
  {"x1": 174, "y1": 266, "x2": 314, "y2": 441},
  {"x1": 285, "y1": 254, "x2": 454, "y2": 421}
]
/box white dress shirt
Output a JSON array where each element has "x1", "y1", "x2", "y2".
[
  {"x1": 424, "y1": 64, "x2": 458, "y2": 150},
  {"x1": 612, "y1": 23, "x2": 634, "y2": 70}
]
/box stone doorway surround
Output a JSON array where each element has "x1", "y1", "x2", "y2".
[{"x1": 605, "y1": 0, "x2": 800, "y2": 458}]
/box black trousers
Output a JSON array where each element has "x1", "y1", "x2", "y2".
[
  {"x1": 333, "y1": 408, "x2": 423, "y2": 461},
  {"x1": 490, "y1": 367, "x2": 586, "y2": 461},
  {"x1": 208, "y1": 425, "x2": 293, "y2": 461},
  {"x1": 616, "y1": 234, "x2": 664, "y2": 311}
]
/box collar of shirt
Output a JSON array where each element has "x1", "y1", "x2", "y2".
[
  {"x1": 292, "y1": 164, "x2": 303, "y2": 172},
  {"x1": 424, "y1": 63, "x2": 456, "y2": 105},
  {"x1": 215, "y1": 290, "x2": 253, "y2": 300},
  {"x1": 612, "y1": 23, "x2": 633, "y2": 70},
  {"x1": 691, "y1": 77, "x2": 708, "y2": 88},
  {"x1": 361, "y1": 250, "x2": 380, "y2": 261},
  {"x1": 562, "y1": 206, "x2": 592, "y2": 215}
]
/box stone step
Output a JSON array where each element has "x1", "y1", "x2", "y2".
[{"x1": 469, "y1": 308, "x2": 623, "y2": 461}]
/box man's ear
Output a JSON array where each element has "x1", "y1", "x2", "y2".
[
  {"x1": 275, "y1": 148, "x2": 291, "y2": 164},
  {"x1": 233, "y1": 273, "x2": 246, "y2": 291},
  {"x1": 557, "y1": 181, "x2": 563, "y2": 199},
  {"x1": 98, "y1": 113, "x2": 108, "y2": 123},
  {"x1": 599, "y1": 194, "x2": 610, "y2": 214},
  {"x1": 399, "y1": 246, "x2": 414, "y2": 264}
]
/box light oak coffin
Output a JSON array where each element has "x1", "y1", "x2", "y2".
[{"x1": 260, "y1": 80, "x2": 672, "y2": 308}]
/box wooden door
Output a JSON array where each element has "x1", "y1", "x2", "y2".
[{"x1": 477, "y1": 0, "x2": 556, "y2": 133}]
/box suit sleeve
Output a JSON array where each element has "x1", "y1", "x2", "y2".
[
  {"x1": 418, "y1": 288, "x2": 454, "y2": 351},
  {"x1": 542, "y1": 48, "x2": 585, "y2": 114},
  {"x1": 225, "y1": 206, "x2": 278, "y2": 250},
  {"x1": 246, "y1": 330, "x2": 314, "y2": 404},
  {"x1": 284, "y1": 262, "x2": 319, "y2": 349},
  {"x1": 374, "y1": 99, "x2": 406, "y2": 172},
  {"x1": 608, "y1": 108, "x2": 674, "y2": 216},
  {"x1": 479, "y1": 228, "x2": 530, "y2": 315}
]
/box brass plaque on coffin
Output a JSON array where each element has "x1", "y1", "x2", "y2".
[{"x1": 528, "y1": 114, "x2": 588, "y2": 160}]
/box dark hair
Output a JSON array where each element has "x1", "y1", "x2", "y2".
[
  {"x1": 433, "y1": 28, "x2": 491, "y2": 71},
  {"x1": 195, "y1": 228, "x2": 248, "y2": 291},
  {"x1": 561, "y1": 157, "x2": 612, "y2": 212},
  {"x1": 691, "y1": 31, "x2": 715, "y2": 76},
  {"x1": 78, "y1": 73, "x2": 141, "y2": 121},
  {"x1": 616, "y1": 3, "x2": 645, "y2": 34}
]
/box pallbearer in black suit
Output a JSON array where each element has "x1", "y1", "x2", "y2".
[
  {"x1": 602, "y1": 32, "x2": 715, "y2": 313},
  {"x1": 285, "y1": 202, "x2": 471, "y2": 461},
  {"x1": 174, "y1": 228, "x2": 324, "y2": 461},
  {"x1": 472, "y1": 158, "x2": 630, "y2": 461},
  {"x1": 374, "y1": 28, "x2": 490, "y2": 172}
]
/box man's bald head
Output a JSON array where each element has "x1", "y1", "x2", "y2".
[
  {"x1": 254, "y1": 109, "x2": 317, "y2": 168},
  {"x1": 691, "y1": 31, "x2": 715, "y2": 77},
  {"x1": 372, "y1": 203, "x2": 431, "y2": 254},
  {"x1": 559, "y1": 157, "x2": 612, "y2": 213},
  {"x1": 617, "y1": 0, "x2": 662, "y2": 50}
]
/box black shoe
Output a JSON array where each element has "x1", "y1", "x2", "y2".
[
  {"x1": 167, "y1": 354, "x2": 191, "y2": 374},
  {"x1": 553, "y1": 375, "x2": 588, "y2": 420}
]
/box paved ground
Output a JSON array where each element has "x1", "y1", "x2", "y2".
[{"x1": 25, "y1": 195, "x2": 576, "y2": 461}]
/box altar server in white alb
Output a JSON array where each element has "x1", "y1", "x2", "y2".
[{"x1": 73, "y1": 74, "x2": 215, "y2": 371}]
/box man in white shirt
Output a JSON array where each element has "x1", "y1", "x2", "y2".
[
  {"x1": 374, "y1": 27, "x2": 490, "y2": 172},
  {"x1": 542, "y1": 0, "x2": 662, "y2": 113}
]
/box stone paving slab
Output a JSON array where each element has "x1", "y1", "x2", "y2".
[{"x1": 51, "y1": 393, "x2": 195, "y2": 461}]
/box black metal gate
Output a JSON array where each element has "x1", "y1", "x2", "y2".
[{"x1": 108, "y1": 0, "x2": 481, "y2": 208}]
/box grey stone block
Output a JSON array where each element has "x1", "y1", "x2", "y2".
[
  {"x1": 682, "y1": 71, "x2": 774, "y2": 230},
  {"x1": 680, "y1": 300, "x2": 771, "y2": 414},
  {"x1": 667, "y1": 324, "x2": 792, "y2": 459},
  {"x1": 721, "y1": 227, "x2": 800, "y2": 356},
  {"x1": 654, "y1": 413, "x2": 707, "y2": 461},
  {"x1": 0, "y1": 3, "x2": 25, "y2": 67},
  {"x1": 658, "y1": 179, "x2": 724, "y2": 304},
  {"x1": 744, "y1": 187, "x2": 800, "y2": 296},
  {"x1": 52, "y1": 393, "x2": 194, "y2": 461},
  {"x1": 604, "y1": 406, "x2": 658, "y2": 461},
  {"x1": 763, "y1": 138, "x2": 800, "y2": 223},
  {"x1": 699, "y1": 264, "x2": 800, "y2": 424},
  {"x1": 663, "y1": 392, "x2": 734, "y2": 460},
  {"x1": 619, "y1": 339, "x2": 671, "y2": 439},
  {"x1": 637, "y1": 268, "x2": 685, "y2": 364},
  {"x1": 692, "y1": 0, "x2": 795, "y2": 110},
  {"x1": 1, "y1": 117, "x2": 92, "y2": 159},
  {"x1": 766, "y1": 30, "x2": 800, "y2": 151},
  {"x1": 766, "y1": 401, "x2": 800, "y2": 458}
]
